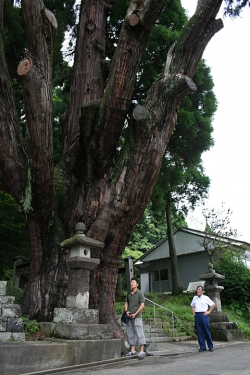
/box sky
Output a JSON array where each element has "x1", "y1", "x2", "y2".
[{"x1": 180, "y1": 1, "x2": 250, "y2": 242}]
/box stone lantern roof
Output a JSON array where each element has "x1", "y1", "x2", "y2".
[{"x1": 60, "y1": 222, "x2": 104, "y2": 250}]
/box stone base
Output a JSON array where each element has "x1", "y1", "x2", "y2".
[
  {"x1": 0, "y1": 332, "x2": 25, "y2": 342},
  {"x1": 0, "y1": 338, "x2": 121, "y2": 375},
  {"x1": 211, "y1": 329, "x2": 245, "y2": 342},
  {"x1": 209, "y1": 313, "x2": 245, "y2": 342},
  {"x1": 40, "y1": 322, "x2": 113, "y2": 340},
  {"x1": 53, "y1": 307, "x2": 99, "y2": 324}
]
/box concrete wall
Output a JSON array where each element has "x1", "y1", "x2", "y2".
[{"x1": 0, "y1": 339, "x2": 121, "y2": 375}]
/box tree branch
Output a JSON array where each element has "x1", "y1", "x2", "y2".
[
  {"x1": 88, "y1": 0, "x2": 167, "y2": 173},
  {"x1": 0, "y1": 9, "x2": 28, "y2": 199},
  {"x1": 17, "y1": 0, "x2": 57, "y2": 217},
  {"x1": 62, "y1": 0, "x2": 110, "y2": 161}
]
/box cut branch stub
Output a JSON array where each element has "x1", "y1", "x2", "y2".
[
  {"x1": 17, "y1": 58, "x2": 33, "y2": 76},
  {"x1": 45, "y1": 8, "x2": 58, "y2": 29},
  {"x1": 86, "y1": 19, "x2": 96, "y2": 31},
  {"x1": 174, "y1": 74, "x2": 197, "y2": 99},
  {"x1": 128, "y1": 14, "x2": 139, "y2": 26},
  {"x1": 133, "y1": 105, "x2": 148, "y2": 121}
]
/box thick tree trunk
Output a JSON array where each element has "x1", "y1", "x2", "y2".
[
  {"x1": 166, "y1": 197, "x2": 182, "y2": 295},
  {"x1": 0, "y1": 0, "x2": 224, "y2": 334}
]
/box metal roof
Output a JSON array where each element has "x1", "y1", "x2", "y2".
[{"x1": 135, "y1": 227, "x2": 250, "y2": 264}]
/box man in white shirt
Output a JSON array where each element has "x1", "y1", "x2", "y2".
[{"x1": 190, "y1": 285, "x2": 215, "y2": 352}]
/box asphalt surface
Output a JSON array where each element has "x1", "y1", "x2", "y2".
[{"x1": 20, "y1": 340, "x2": 250, "y2": 375}]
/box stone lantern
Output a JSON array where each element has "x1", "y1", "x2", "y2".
[
  {"x1": 199, "y1": 263, "x2": 244, "y2": 341},
  {"x1": 60, "y1": 222, "x2": 104, "y2": 309},
  {"x1": 199, "y1": 262, "x2": 225, "y2": 313},
  {"x1": 40, "y1": 222, "x2": 112, "y2": 340}
]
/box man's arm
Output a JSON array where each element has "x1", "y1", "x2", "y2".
[
  {"x1": 191, "y1": 306, "x2": 196, "y2": 316},
  {"x1": 204, "y1": 303, "x2": 215, "y2": 316},
  {"x1": 124, "y1": 301, "x2": 130, "y2": 316},
  {"x1": 130, "y1": 302, "x2": 145, "y2": 319}
]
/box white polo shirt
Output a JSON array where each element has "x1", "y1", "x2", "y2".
[{"x1": 191, "y1": 294, "x2": 215, "y2": 312}]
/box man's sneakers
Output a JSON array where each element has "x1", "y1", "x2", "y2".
[
  {"x1": 124, "y1": 351, "x2": 146, "y2": 359},
  {"x1": 138, "y1": 351, "x2": 146, "y2": 359},
  {"x1": 124, "y1": 351, "x2": 136, "y2": 357}
]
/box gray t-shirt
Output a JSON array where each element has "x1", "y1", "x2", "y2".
[{"x1": 126, "y1": 289, "x2": 145, "y2": 318}]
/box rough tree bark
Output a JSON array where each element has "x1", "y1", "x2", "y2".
[{"x1": 0, "y1": 0, "x2": 224, "y2": 343}]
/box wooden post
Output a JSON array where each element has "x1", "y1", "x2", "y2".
[{"x1": 125, "y1": 257, "x2": 134, "y2": 293}]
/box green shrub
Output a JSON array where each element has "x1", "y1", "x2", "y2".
[
  {"x1": 214, "y1": 252, "x2": 250, "y2": 319},
  {"x1": 22, "y1": 315, "x2": 39, "y2": 338}
]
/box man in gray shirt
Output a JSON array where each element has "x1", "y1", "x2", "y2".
[{"x1": 124, "y1": 277, "x2": 146, "y2": 359}]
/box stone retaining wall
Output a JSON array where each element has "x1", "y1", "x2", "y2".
[{"x1": 0, "y1": 281, "x2": 25, "y2": 342}]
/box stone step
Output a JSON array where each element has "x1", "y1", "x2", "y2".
[
  {"x1": 172, "y1": 335, "x2": 192, "y2": 342},
  {"x1": 145, "y1": 335, "x2": 171, "y2": 343},
  {"x1": 40, "y1": 322, "x2": 113, "y2": 340},
  {"x1": 209, "y1": 313, "x2": 229, "y2": 323},
  {"x1": 143, "y1": 324, "x2": 152, "y2": 331},
  {"x1": 118, "y1": 314, "x2": 184, "y2": 339},
  {"x1": 145, "y1": 332, "x2": 167, "y2": 339},
  {"x1": 144, "y1": 317, "x2": 168, "y2": 323},
  {"x1": 210, "y1": 322, "x2": 238, "y2": 330},
  {"x1": 211, "y1": 329, "x2": 245, "y2": 341},
  {"x1": 148, "y1": 327, "x2": 167, "y2": 334},
  {"x1": 0, "y1": 331, "x2": 25, "y2": 342}
]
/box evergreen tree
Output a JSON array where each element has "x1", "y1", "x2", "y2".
[{"x1": 0, "y1": 0, "x2": 225, "y2": 347}]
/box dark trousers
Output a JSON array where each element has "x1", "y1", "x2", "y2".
[{"x1": 195, "y1": 313, "x2": 213, "y2": 350}]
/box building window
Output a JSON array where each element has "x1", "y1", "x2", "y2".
[
  {"x1": 160, "y1": 268, "x2": 168, "y2": 281},
  {"x1": 152, "y1": 269, "x2": 168, "y2": 281}
]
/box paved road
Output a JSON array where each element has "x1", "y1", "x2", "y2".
[{"x1": 58, "y1": 341, "x2": 250, "y2": 375}]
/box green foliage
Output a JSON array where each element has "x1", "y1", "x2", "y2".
[
  {"x1": 124, "y1": 204, "x2": 168, "y2": 256},
  {"x1": 155, "y1": 59, "x2": 216, "y2": 216},
  {"x1": 214, "y1": 252, "x2": 250, "y2": 319},
  {"x1": 0, "y1": 191, "x2": 29, "y2": 279},
  {"x1": 6, "y1": 281, "x2": 24, "y2": 304},
  {"x1": 22, "y1": 315, "x2": 39, "y2": 338},
  {"x1": 135, "y1": 1, "x2": 187, "y2": 101},
  {"x1": 222, "y1": 305, "x2": 250, "y2": 339}
]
